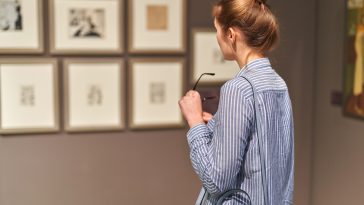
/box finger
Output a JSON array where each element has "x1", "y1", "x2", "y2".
[
  {"x1": 186, "y1": 90, "x2": 195, "y2": 97},
  {"x1": 186, "y1": 90, "x2": 199, "y2": 96},
  {"x1": 202, "y1": 112, "x2": 213, "y2": 121}
]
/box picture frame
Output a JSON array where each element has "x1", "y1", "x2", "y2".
[
  {"x1": 128, "y1": 58, "x2": 185, "y2": 129},
  {"x1": 0, "y1": 59, "x2": 59, "y2": 134},
  {"x1": 64, "y1": 58, "x2": 125, "y2": 132},
  {"x1": 343, "y1": 0, "x2": 364, "y2": 119},
  {"x1": 128, "y1": 0, "x2": 186, "y2": 54},
  {"x1": 49, "y1": 0, "x2": 123, "y2": 55},
  {"x1": 191, "y1": 28, "x2": 239, "y2": 85},
  {"x1": 0, "y1": 0, "x2": 44, "y2": 54}
]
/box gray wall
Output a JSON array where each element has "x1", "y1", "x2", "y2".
[
  {"x1": 312, "y1": 0, "x2": 364, "y2": 204},
  {"x1": 0, "y1": 0, "x2": 317, "y2": 205}
]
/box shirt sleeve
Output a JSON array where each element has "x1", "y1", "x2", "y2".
[
  {"x1": 206, "y1": 118, "x2": 215, "y2": 133},
  {"x1": 187, "y1": 81, "x2": 253, "y2": 196}
]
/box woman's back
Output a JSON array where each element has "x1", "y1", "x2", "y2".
[
  {"x1": 235, "y1": 58, "x2": 294, "y2": 205},
  {"x1": 188, "y1": 58, "x2": 294, "y2": 205}
]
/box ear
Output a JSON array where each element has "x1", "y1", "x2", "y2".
[{"x1": 227, "y1": 27, "x2": 236, "y2": 44}]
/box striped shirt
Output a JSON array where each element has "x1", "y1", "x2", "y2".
[{"x1": 187, "y1": 58, "x2": 294, "y2": 205}]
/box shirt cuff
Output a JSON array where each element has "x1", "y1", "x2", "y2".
[{"x1": 187, "y1": 123, "x2": 209, "y2": 144}]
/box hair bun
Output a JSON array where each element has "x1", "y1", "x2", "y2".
[{"x1": 214, "y1": 0, "x2": 279, "y2": 52}]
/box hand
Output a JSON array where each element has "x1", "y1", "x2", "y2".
[
  {"x1": 179, "y1": 90, "x2": 204, "y2": 128},
  {"x1": 202, "y1": 112, "x2": 213, "y2": 123}
]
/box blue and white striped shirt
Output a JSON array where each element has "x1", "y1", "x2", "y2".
[{"x1": 187, "y1": 58, "x2": 294, "y2": 205}]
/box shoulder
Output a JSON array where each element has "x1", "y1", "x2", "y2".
[
  {"x1": 221, "y1": 77, "x2": 254, "y2": 100},
  {"x1": 243, "y1": 69, "x2": 288, "y2": 93}
]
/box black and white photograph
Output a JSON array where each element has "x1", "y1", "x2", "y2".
[
  {"x1": 0, "y1": 0, "x2": 22, "y2": 32},
  {"x1": 68, "y1": 8, "x2": 105, "y2": 38},
  {"x1": 0, "y1": 0, "x2": 43, "y2": 53},
  {"x1": 49, "y1": 0, "x2": 122, "y2": 54}
]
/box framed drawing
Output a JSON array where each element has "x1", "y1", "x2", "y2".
[
  {"x1": 0, "y1": 59, "x2": 59, "y2": 134},
  {"x1": 128, "y1": 58, "x2": 185, "y2": 129},
  {"x1": 344, "y1": 0, "x2": 364, "y2": 119},
  {"x1": 49, "y1": 0, "x2": 123, "y2": 54},
  {"x1": 0, "y1": 0, "x2": 44, "y2": 54},
  {"x1": 128, "y1": 0, "x2": 186, "y2": 54},
  {"x1": 191, "y1": 28, "x2": 239, "y2": 85},
  {"x1": 64, "y1": 58, "x2": 125, "y2": 132}
]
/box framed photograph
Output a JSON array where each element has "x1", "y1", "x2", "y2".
[
  {"x1": 128, "y1": 0, "x2": 186, "y2": 54},
  {"x1": 344, "y1": 0, "x2": 364, "y2": 119},
  {"x1": 64, "y1": 58, "x2": 125, "y2": 132},
  {"x1": 0, "y1": 59, "x2": 59, "y2": 134},
  {"x1": 0, "y1": 0, "x2": 43, "y2": 54},
  {"x1": 191, "y1": 28, "x2": 239, "y2": 85},
  {"x1": 49, "y1": 0, "x2": 123, "y2": 54},
  {"x1": 128, "y1": 58, "x2": 185, "y2": 129}
]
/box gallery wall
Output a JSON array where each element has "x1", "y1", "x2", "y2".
[
  {"x1": 0, "y1": 0, "x2": 317, "y2": 205},
  {"x1": 311, "y1": 0, "x2": 364, "y2": 204}
]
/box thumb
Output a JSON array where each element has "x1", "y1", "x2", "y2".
[{"x1": 202, "y1": 112, "x2": 213, "y2": 122}]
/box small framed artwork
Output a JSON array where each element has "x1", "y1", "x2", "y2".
[
  {"x1": 128, "y1": 58, "x2": 185, "y2": 129},
  {"x1": 0, "y1": 59, "x2": 59, "y2": 134},
  {"x1": 128, "y1": 0, "x2": 186, "y2": 54},
  {"x1": 64, "y1": 58, "x2": 125, "y2": 132},
  {"x1": 344, "y1": 0, "x2": 364, "y2": 119},
  {"x1": 49, "y1": 0, "x2": 123, "y2": 54},
  {"x1": 191, "y1": 28, "x2": 239, "y2": 85},
  {"x1": 0, "y1": 0, "x2": 44, "y2": 54}
]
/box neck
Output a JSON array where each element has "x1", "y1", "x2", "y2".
[{"x1": 235, "y1": 46, "x2": 265, "y2": 68}]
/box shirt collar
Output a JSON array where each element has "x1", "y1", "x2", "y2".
[{"x1": 235, "y1": 57, "x2": 271, "y2": 77}]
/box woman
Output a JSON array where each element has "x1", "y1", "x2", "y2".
[{"x1": 179, "y1": 0, "x2": 294, "y2": 204}]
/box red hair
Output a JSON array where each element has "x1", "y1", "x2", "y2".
[{"x1": 213, "y1": 0, "x2": 280, "y2": 53}]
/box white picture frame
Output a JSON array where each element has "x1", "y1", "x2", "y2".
[
  {"x1": 64, "y1": 58, "x2": 125, "y2": 132},
  {"x1": 49, "y1": 0, "x2": 123, "y2": 54},
  {"x1": 0, "y1": 59, "x2": 59, "y2": 134},
  {"x1": 0, "y1": 0, "x2": 44, "y2": 54},
  {"x1": 128, "y1": 0, "x2": 186, "y2": 54},
  {"x1": 191, "y1": 28, "x2": 239, "y2": 85},
  {"x1": 128, "y1": 58, "x2": 185, "y2": 129}
]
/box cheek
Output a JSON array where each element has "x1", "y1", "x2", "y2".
[
  {"x1": 215, "y1": 32, "x2": 234, "y2": 59},
  {"x1": 216, "y1": 37, "x2": 229, "y2": 53}
]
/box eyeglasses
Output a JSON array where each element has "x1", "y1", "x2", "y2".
[
  {"x1": 193, "y1": 73, "x2": 215, "y2": 90},
  {"x1": 193, "y1": 73, "x2": 216, "y2": 102}
]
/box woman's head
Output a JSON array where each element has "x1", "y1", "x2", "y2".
[{"x1": 213, "y1": 0, "x2": 279, "y2": 55}]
